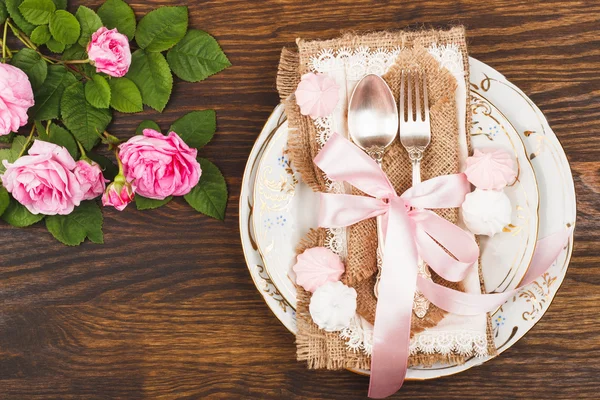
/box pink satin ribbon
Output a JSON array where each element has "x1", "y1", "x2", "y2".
[
  {"x1": 418, "y1": 227, "x2": 572, "y2": 315},
  {"x1": 313, "y1": 133, "x2": 573, "y2": 399},
  {"x1": 314, "y1": 133, "x2": 479, "y2": 398}
]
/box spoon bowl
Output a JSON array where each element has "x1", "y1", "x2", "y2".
[{"x1": 348, "y1": 74, "x2": 398, "y2": 157}]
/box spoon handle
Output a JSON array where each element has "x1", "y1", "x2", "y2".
[
  {"x1": 373, "y1": 160, "x2": 385, "y2": 299},
  {"x1": 373, "y1": 214, "x2": 384, "y2": 298}
]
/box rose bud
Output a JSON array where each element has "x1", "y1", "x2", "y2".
[{"x1": 102, "y1": 172, "x2": 136, "y2": 211}]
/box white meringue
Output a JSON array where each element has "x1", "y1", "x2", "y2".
[
  {"x1": 309, "y1": 281, "x2": 357, "y2": 332},
  {"x1": 293, "y1": 247, "x2": 345, "y2": 293},
  {"x1": 461, "y1": 188, "x2": 512, "y2": 237}
]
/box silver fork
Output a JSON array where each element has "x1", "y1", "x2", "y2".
[{"x1": 399, "y1": 70, "x2": 432, "y2": 319}]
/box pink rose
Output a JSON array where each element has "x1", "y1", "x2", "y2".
[
  {"x1": 102, "y1": 177, "x2": 136, "y2": 211},
  {"x1": 74, "y1": 160, "x2": 107, "y2": 200},
  {"x1": 0, "y1": 63, "x2": 34, "y2": 136},
  {"x1": 1, "y1": 140, "x2": 84, "y2": 215},
  {"x1": 118, "y1": 129, "x2": 201, "y2": 200},
  {"x1": 87, "y1": 27, "x2": 131, "y2": 78}
]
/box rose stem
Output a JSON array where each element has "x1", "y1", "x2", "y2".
[
  {"x1": 61, "y1": 59, "x2": 90, "y2": 64},
  {"x1": 17, "y1": 125, "x2": 36, "y2": 158}
]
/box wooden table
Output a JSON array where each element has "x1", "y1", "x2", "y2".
[{"x1": 1, "y1": 0, "x2": 598, "y2": 398}]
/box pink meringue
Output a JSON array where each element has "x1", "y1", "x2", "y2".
[
  {"x1": 294, "y1": 73, "x2": 339, "y2": 119},
  {"x1": 292, "y1": 247, "x2": 345, "y2": 293},
  {"x1": 464, "y1": 149, "x2": 517, "y2": 190}
]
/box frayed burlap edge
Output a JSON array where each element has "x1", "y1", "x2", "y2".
[
  {"x1": 278, "y1": 48, "x2": 327, "y2": 193},
  {"x1": 295, "y1": 228, "x2": 371, "y2": 370}
]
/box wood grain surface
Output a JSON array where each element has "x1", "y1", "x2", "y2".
[{"x1": 0, "y1": 0, "x2": 599, "y2": 398}]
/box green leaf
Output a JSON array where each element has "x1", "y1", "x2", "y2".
[
  {"x1": 97, "y1": 0, "x2": 135, "y2": 40},
  {"x1": 0, "y1": 132, "x2": 15, "y2": 143},
  {"x1": 87, "y1": 152, "x2": 118, "y2": 181},
  {"x1": 135, "y1": 6, "x2": 187, "y2": 52},
  {"x1": 75, "y1": 5, "x2": 102, "y2": 47},
  {"x1": 0, "y1": 149, "x2": 11, "y2": 174},
  {"x1": 30, "y1": 24, "x2": 51, "y2": 45},
  {"x1": 85, "y1": 74, "x2": 111, "y2": 109},
  {"x1": 2, "y1": 198, "x2": 44, "y2": 227},
  {"x1": 184, "y1": 158, "x2": 227, "y2": 220},
  {"x1": 9, "y1": 47, "x2": 47, "y2": 89},
  {"x1": 0, "y1": 135, "x2": 29, "y2": 174},
  {"x1": 37, "y1": 123, "x2": 78, "y2": 159},
  {"x1": 108, "y1": 77, "x2": 143, "y2": 113},
  {"x1": 61, "y1": 43, "x2": 95, "y2": 77},
  {"x1": 126, "y1": 50, "x2": 172, "y2": 112},
  {"x1": 49, "y1": 9, "x2": 80, "y2": 45},
  {"x1": 169, "y1": 110, "x2": 216, "y2": 149},
  {"x1": 0, "y1": 150, "x2": 10, "y2": 173},
  {"x1": 167, "y1": 30, "x2": 231, "y2": 83},
  {"x1": 135, "y1": 195, "x2": 172, "y2": 210},
  {"x1": 50, "y1": 0, "x2": 65, "y2": 9},
  {"x1": 31, "y1": 64, "x2": 77, "y2": 121},
  {"x1": 136, "y1": 120, "x2": 161, "y2": 135},
  {"x1": 6, "y1": 0, "x2": 35, "y2": 35},
  {"x1": 0, "y1": 1, "x2": 8, "y2": 25},
  {"x1": 61, "y1": 81, "x2": 112, "y2": 151},
  {"x1": 45, "y1": 37, "x2": 65, "y2": 53},
  {"x1": 18, "y1": 0, "x2": 55, "y2": 25},
  {"x1": 45, "y1": 200, "x2": 103, "y2": 245},
  {"x1": 0, "y1": 186, "x2": 9, "y2": 216}
]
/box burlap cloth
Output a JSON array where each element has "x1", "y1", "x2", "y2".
[{"x1": 277, "y1": 27, "x2": 495, "y2": 370}]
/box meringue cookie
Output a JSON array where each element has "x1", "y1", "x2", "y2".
[
  {"x1": 294, "y1": 73, "x2": 339, "y2": 119},
  {"x1": 309, "y1": 281, "x2": 357, "y2": 332},
  {"x1": 461, "y1": 188, "x2": 512, "y2": 236},
  {"x1": 293, "y1": 247, "x2": 345, "y2": 293},
  {"x1": 464, "y1": 149, "x2": 517, "y2": 190}
]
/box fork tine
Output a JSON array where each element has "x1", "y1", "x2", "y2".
[
  {"x1": 414, "y1": 71, "x2": 421, "y2": 121},
  {"x1": 422, "y1": 73, "x2": 429, "y2": 122},
  {"x1": 399, "y1": 70, "x2": 405, "y2": 122},
  {"x1": 406, "y1": 71, "x2": 413, "y2": 122}
]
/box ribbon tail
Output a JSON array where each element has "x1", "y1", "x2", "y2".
[
  {"x1": 412, "y1": 210, "x2": 479, "y2": 283},
  {"x1": 418, "y1": 227, "x2": 573, "y2": 316},
  {"x1": 520, "y1": 227, "x2": 573, "y2": 284},
  {"x1": 368, "y1": 197, "x2": 417, "y2": 398}
]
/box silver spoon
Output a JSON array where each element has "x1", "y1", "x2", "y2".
[{"x1": 348, "y1": 74, "x2": 398, "y2": 298}]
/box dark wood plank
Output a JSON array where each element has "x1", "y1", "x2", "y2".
[{"x1": 0, "y1": 0, "x2": 598, "y2": 398}]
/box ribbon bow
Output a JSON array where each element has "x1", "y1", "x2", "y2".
[{"x1": 314, "y1": 133, "x2": 480, "y2": 398}]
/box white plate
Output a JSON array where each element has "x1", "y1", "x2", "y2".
[{"x1": 239, "y1": 58, "x2": 576, "y2": 380}]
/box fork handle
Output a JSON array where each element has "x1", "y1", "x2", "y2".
[
  {"x1": 408, "y1": 147, "x2": 424, "y2": 184},
  {"x1": 409, "y1": 152, "x2": 432, "y2": 318},
  {"x1": 412, "y1": 158, "x2": 422, "y2": 184}
]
